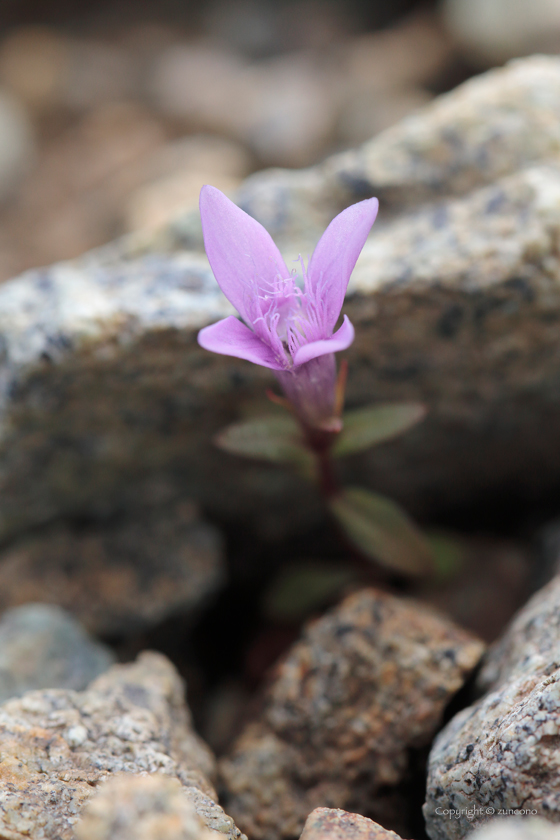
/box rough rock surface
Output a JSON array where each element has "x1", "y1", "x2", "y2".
[
  {"x1": 424, "y1": 574, "x2": 560, "y2": 840},
  {"x1": 0, "y1": 651, "x2": 244, "y2": 840},
  {"x1": 4, "y1": 57, "x2": 560, "y2": 541},
  {"x1": 0, "y1": 495, "x2": 224, "y2": 635},
  {"x1": 220, "y1": 588, "x2": 484, "y2": 840},
  {"x1": 299, "y1": 808, "x2": 403, "y2": 840},
  {"x1": 75, "y1": 774, "x2": 223, "y2": 840},
  {"x1": 0, "y1": 603, "x2": 114, "y2": 702}
]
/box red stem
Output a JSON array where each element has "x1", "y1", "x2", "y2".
[{"x1": 299, "y1": 421, "x2": 390, "y2": 589}]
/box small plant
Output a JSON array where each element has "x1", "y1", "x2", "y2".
[{"x1": 198, "y1": 185, "x2": 433, "y2": 578}]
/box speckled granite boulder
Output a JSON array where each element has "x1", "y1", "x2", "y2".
[
  {"x1": 299, "y1": 808, "x2": 403, "y2": 840},
  {"x1": 424, "y1": 574, "x2": 560, "y2": 840},
  {"x1": 219, "y1": 588, "x2": 484, "y2": 840},
  {"x1": 0, "y1": 603, "x2": 114, "y2": 702},
  {"x1": 4, "y1": 57, "x2": 560, "y2": 540},
  {"x1": 0, "y1": 495, "x2": 223, "y2": 635},
  {"x1": 0, "y1": 651, "x2": 244, "y2": 840},
  {"x1": 75, "y1": 774, "x2": 230, "y2": 840}
]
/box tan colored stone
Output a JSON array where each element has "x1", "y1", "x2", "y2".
[
  {"x1": 0, "y1": 651, "x2": 244, "y2": 840},
  {"x1": 0, "y1": 27, "x2": 71, "y2": 111},
  {"x1": 300, "y1": 809, "x2": 404, "y2": 840},
  {"x1": 125, "y1": 135, "x2": 252, "y2": 234},
  {"x1": 220, "y1": 588, "x2": 483, "y2": 840},
  {"x1": 75, "y1": 774, "x2": 221, "y2": 840}
]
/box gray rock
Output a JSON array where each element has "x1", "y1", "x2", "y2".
[
  {"x1": 0, "y1": 651, "x2": 244, "y2": 840},
  {"x1": 4, "y1": 57, "x2": 560, "y2": 542},
  {"x1": 477, "y1": 574, "x2": 560, "y2": 691},
  {"x1": 220, "y1": 588, "x2": 484, "y2": 840},
  {"x1": 0, "y1": 494, "x2": 224, "y2": 636},
  {"x1": 424, "y1": 574, "x2": 560, "y2": 840},
  {"x1": 0, "y1": 603, "x2": 114, "y2": 702}
]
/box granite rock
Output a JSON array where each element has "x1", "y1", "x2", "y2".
[
  {"x1": 0, "y1": 495, "x2": 224, "y2": 636},
  {"x1": 220, "y1": 588, "x2": 484, "y2": 840},
  {"x1": 75, "y1": 774, "x2": 223, "y2": 840},
  {"x1": 0, "y1": 603, "x2": 114, "y2": 702},
  {"x1": 477, "y1": 574, "x2": 560, "y2": 691},
  {"x1": 0, "y1": 651, "x2": 244, "y2": 840},
  {"x1": 299, "y1": 808, "x2": 404, "y2": 840},
  {"x1": 424, "y1": 574, "x2": 560, "y2": 840},
  {"x1": 4, "y1": 57, "x2": 560, "y2": 540}
]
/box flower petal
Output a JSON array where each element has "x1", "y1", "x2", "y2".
[
  {"x1": 200, "y1": 185, "x2": 291, "y2": 327},
  {"x1": 307, "y1": 197, "x2": 379, "y2": 333},
  {"x1": 293, "y1": 315, "x2": 355, "y2": 366},
  {"x1": 198, "y1": 316, "x2": 286, "y2": 370}
]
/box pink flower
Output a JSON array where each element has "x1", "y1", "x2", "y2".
[{"x1": 198, "y1": 186, "x2": 378, "y2": 428}]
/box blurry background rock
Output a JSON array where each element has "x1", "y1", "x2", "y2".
[
  {"x1": 0, "y1": 494, "x2": 224, "y2": 637},
  {"x1": 0, "y1": 0, "x2": 460, "y2": 282},
  {"x1": 443, "y1": 0, "x2": 560, "y2": 68},
  {"x1": 0, "y1": 603, "x2": 114, "y2": 702}
]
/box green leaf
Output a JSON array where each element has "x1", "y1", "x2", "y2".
[
  {"x1": 215, "y1": 415, "x2": 313, "y2": 471},
  {"x1": 333, "y1": 402, "x2": 426, "y2": 457},
  {"x1": 329, "y1": 487, "x2": 434, "y2": 576},
  {"x1": 426, "y1": 531, "x2": 466, "y2": 580},
  {"x1": 262, "y1": 561, "x2": 356, "y2": 623}
]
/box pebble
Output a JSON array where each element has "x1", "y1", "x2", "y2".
[
  {"x1": 299, "y1": 808, "x2": 404, "y2": 840},
  {"x1": 0, "y1": 603, "x2": 114, "y2": 702},
  {"x1": 220, "y1": 588, "x2": 483, "y2": 840},
  {"x1": 150, "y1": 44, "x2": 337, "y2": 167},
  {"x1": 75, "y1": 774, "x2": 224, "y2": 840}
]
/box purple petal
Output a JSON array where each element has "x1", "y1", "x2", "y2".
[
  {"x1": 293, "y1": 315, "x2": 355, "y2": 366},
  {"x1": 200, "y1": 186, "x2": 290, "y2": 327},
  {"x1": 307, "y1": 197, "x2": 378, "y2": 334},
  {"x1": 198, "y1": 316, "x2": 286, "y2": 370}
]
